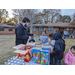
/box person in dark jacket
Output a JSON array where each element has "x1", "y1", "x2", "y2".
[
  {"x1": 51, "y1": 30, "x2": 65, "y2": 65},
  {"x1": 15, "y1": 17, "x2": 33, "y2": 45}
]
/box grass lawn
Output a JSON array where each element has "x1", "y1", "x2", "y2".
[
  {"x1": 0, "y1": 35, "x2": 75, "y2": 65},
  {"x1": 0, "y1": 34, "x2": 16, "y2": 64}
]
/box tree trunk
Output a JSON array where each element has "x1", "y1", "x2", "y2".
[
  {"x1": 31, "y1": 25, "x2": 32, "y2": 33},
  {"x1": 30, "y1": 23, "x2": 33, "y2": 34}
]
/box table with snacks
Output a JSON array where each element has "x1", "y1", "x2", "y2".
[{"x1": 3, "y1": 43, "x2": 50, "y2": 65}]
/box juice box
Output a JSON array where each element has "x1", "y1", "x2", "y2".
[
  {"x1": 41, "y1": 50, "x2": 50, "y2": 65},
  {"x1": 42, "y1": 44, "x2": 50, "y2": 50},
  {"x1": 32, "y1": 47, "x2": 41, "y2": 64}
]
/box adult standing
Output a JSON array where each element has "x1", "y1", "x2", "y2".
[
  {"x1": 15, "y1": 17, "x2": 33, "y2": 45},
  {"x1": 64, "y1": 30, "x2": 68, "y2": 39}
]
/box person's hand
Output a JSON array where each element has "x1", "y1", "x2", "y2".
[
  {"x1": 33, "y1": 34, "x2": 35, "y2": 36},
  {"x1": 49, "y1": 42, "x2": 54, "y2": 47},
  {"x1": 50, "y1": 50, "x2": 53, "y2": 54},
  {"x1": 48, "y1": 39, "x2": 50, "y2": 42},
  {"x1": 39, "y1": 38, "x2": 40, "y2": 40},
  {"x1": 44, "y1": 39, "x2": 46, "y2": 42},
  {"x1": 49, "y1": 42, "x2": 52, "y2": 45},
  {"x1": 43, "y1": 39, "x2": 46, "y2": 43},
  {"x1": 65, "y1": 44, "x2": 67, "y2": 46}
]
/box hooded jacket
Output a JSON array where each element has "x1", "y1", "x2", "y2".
[
  {"x1": 51, "y1": 31, "x2": 65, "y2": 60},
  {"x1": 64, "y1": 50, "x2": 75, "y2": 65}
]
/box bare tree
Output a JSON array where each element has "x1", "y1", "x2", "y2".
[
  {"x1": 70, "y1": 13, "x2": 75, "y2": 25},
  {"x1": 0, "y1": 9, "x2": 8, "y2": 23},
  {"x1": 12, "y1": 9, "x2": 21, "y2": 24},
  {"x1": 56, "y1": 15, "x2": 71, "y2": 23},
  {"x1": 40, "y1": 9, "x2": 61, "y2": 24},
  {"x1": 12, "y1": 9, "x2": 39, "y2": 33}
]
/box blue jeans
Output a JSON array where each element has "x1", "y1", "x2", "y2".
[
  {"x1": 64, "y1": 35, "x2": 67, "y2": 39},
  {"x1": 55, "y1": 59, "x2": 61, "y2": 65},
  {"x1": 50, "y1": 58, "x2": 54, "y2": 65}
]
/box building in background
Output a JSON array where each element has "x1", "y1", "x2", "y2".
[
  {"x1": 30, "y1": 22, "x2": 75, "y2": 37},
  {"x1": 0, "y1": 23, "x2": 15, "y2": 34}
]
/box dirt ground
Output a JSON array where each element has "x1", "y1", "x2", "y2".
[{"x1": 0, "y1": 34, "x2": 75, "y2": 65}]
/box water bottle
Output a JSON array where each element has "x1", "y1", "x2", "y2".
[
  {"x1": 15, "y1": 56, "x2": 18, "y2": 59},
  {"x1": 22, "y1": 58, "x2": 24, "y2": 60},
  {"x1": 10, "y1": 58, "x2": 13, "y2": 60},
  {"x1": 19, "y1": 60, "x2": 22, "y2": 65},
  {"x1": 14, "y1": 60, "x2": 17, "y2": 64},
  {"x1": 11, "y1": 63, "x2": 14, "y2": 65},
  {"x1": 21, "y1": 58, "x2": 24, "y2": 62},
  {"x1": 19, "y1": 57, "x2": 21, "y2": 59},
  {"x1": 17, "y1": 62, "x2": 20, "y2": 65},
  {"x1": 4, "y1": 62, "x2": 7, "y2": 65},
  {"x1": 29, "y1": 64, "x2": 32, "y2": 65},
  {"x1": 22, "y1": 60, "x2": 24, "y2": 63},
  {"x1": 22, "y1": 63, "x2": 25, "y2": 65},
  {"x1": 16, "y1": 59, "x2": 19, "y2": 62},
  {"x1": 14, "y1": 64, "x2": 17, "y2": 65},
  {"x1": 13, "y1": 56, "x2": 15, "y2": 58},
  {"x1": 13, "y1": 57, "x2": 16, "y2": 60},
  {"x1": 8, "y1": 60, "x2": 10, "y2": 62},
  {"x1": 26, "y1": 63, "x2": 29, "y2": 65},
  {"x1": 7, "y1": 62, "x2": 11, "y2": 65},
  {"x1": 34, "y1": 44, "x2": 36, "y2": 47},
  {"x1": 10, "y1": 60, "x2": 14, "y2": 63}
]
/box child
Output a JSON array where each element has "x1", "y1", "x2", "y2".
[
  {"x1": 39, "y1": 31, "x2": 48, "y2": 45},
  {"x1": 64, "y1": 46, "x2": 75, "y2": 65},
  {"x1": 60, "y1": 31, "x2": 66, "y2": 58},
  {"x1": 50, "y1": 31, "x2": 65, "y2": 65},
  {"x1": 29, "y1": 36, "x2": 35, "y2": 43},
  {"x1": 49, "y1": 33, "x2": 55, "y2": 65}
]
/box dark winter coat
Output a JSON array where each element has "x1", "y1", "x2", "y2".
[
  {"x1": 15, "y1": 23, "x2": 33, "y2": 45},
  {"x1": 51, "y1": 31, "x2": 65, "y2": 60}
]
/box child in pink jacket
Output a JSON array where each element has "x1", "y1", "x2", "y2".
[{"x1": 64, "y1": 46, "x2": 75, "y2": 65}]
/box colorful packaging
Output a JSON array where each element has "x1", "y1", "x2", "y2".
[
  {"x1": 17, "y1": 52, "x2": 31, "y2": 62},
  {"x1": 13, "y1": 43, "x2": 35, "y2": 62},
  {"x1": 32, "y1": 48, "x2": 41, "y2": 64},
  {"x1": 42, "y1": 44, "x2": 50, "y2": 50},
  {"x1": 41, "y1": 50, "x2": 50, "y2": 65},
  {"x1": 17, "y1": 45, "x2": 33, "y2": 62}
]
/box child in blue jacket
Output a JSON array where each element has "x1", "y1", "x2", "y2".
[{"x1": 39, "y1": 31, "x2": 48, "y2": 45}]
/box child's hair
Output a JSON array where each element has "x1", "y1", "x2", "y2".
[
  {"x1": 49, "y1": 33, "x2": 53, "y2": 37},
  {"x1": 43, "y1": 31, "x2": 46, "y2": 34},
  {"x1": 71, "y1": 46, "x2": 75, "y2": 50}
]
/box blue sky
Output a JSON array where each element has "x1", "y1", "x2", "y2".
[
  {"x1": 6, "y1": 9, "x2": 75, "y2": 18},
  {"x1": 61, "y1": 9, "x2": 75, "y2": 16}
]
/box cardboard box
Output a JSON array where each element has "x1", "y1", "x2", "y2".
[
  {"x1": 32, "y1": 45, "x2": 50, "y2": 65},
  {"x1": 13, "y1": 42, "x2": 35, "y2": 62},
  {"x1": 32, "y1": 47, "x2": 42, "y2": 64},
  {"x1": 42, "y1": 45, "x2": 50, "y2": 50},
  {"x1": 41, "y1": 50, "x2": 50, "y2": 65},
  {"x1": 35, "y1": 42, "x2": 41, "y2": 45}
]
